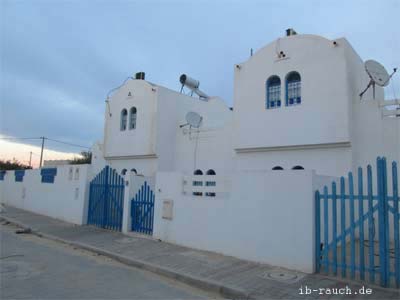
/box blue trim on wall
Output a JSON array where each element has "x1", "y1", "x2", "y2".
[
  {"x1": 14, "y1": 170, "x2": 25, "y2": 182},
  {"x1": 0, "y1": 170, "x2": 6, "y2": 181},
  {"x1": 41, "y1": 168, "x2": 57, "y2": 183}
]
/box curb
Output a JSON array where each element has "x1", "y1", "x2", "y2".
[{"x1": 0, "y1": 215, "x2": 252, "y2": 300}]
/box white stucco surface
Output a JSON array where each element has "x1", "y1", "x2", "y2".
[
  {"x1": 0, "y1": 165, "x2": 90, "y2": 225},
  {"x1": 153, "y1": 170, "x2": 322, "y2": 273}
]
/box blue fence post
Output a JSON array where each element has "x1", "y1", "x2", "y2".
[
  {"x1": 392, "y1": 161, "x2": 399, "y2": 288},
  {"x1": 315, "y1": 190, "x2": 321, "y2": 273},
  {"x1": 367, "y1": 165, "x2": 375, "y2": 283},
  {"x1": 382, "y1": 157, "x2": 390, "y2": 287},
  {"x1": 340, "y1": 176, "x2": 347, "y2": 278},
  {"x1": 323, "y1": 186, "x2": 329, "y2": 273},
  {"x1": 377, "y1": 157, "x2": 388, "y2": 287},
  {"x1": 103, "y1": 166, "x2": 109, "y2": 228},
  {"x1": 358, "y1": 167, "x2": 365, "y2": 280},
  {"x1": 349, "y1": 172, "x2": 356, "y2": 280},
  {"x1": 332, "y1": 181, "x2": 338, "y2": 276}
]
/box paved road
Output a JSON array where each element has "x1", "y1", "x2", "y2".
[{"x1": 0, "y1": 223, "x2": 219, "y2": 299}]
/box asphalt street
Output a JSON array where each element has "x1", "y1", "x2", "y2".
[{"x1": 0, "y1": 223, "x2": 219, "y2": 299}]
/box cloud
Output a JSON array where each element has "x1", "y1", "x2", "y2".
[{"x1": 1, "y1": 0, "x2": 399, "y2": 157}]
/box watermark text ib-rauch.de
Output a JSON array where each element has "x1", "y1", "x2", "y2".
[{"x1": 299, "y1": 285, "x2": 373, "y2": 296}]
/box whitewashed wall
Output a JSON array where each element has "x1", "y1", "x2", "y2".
[
  {"x1": 233, "y1": 35, "x2": 352, "y2": 150},
  {"x1": 153, "y1": 170, "x2": 322, "y2": 273},
  {"x1": 0, "y1": 165, "x2": 90, "y2": 225}
]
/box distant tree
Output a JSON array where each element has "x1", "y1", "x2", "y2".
[
  {"x1": 0, "y1": 159, "x2": 32, "y2": 170},
  {"x1": 70, "y1": 151, "x2": 92, "y2": 165}
]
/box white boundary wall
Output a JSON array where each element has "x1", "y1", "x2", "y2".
[
  {"x1": 154, "y1": 170, "x2": 332, "y2": 273},
  {"x1": 0, "y1": 165, "x2": 90, "y2": 225}
]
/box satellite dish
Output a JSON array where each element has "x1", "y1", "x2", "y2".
[
  {"x1": 185, "y1": 112, "x2": 202, "y2": 128},
  {"x1": 360, "y1": 60, "x2": 397, "y2": 99},
  {"x1": 365, "y1": 60, "x2": 390, "y2": 87}
]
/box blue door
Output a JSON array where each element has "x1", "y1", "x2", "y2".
[
  {"x1": 131, "y1": 181, "x2": 155, "y2": 235},
  {"x1": 88, "y1": 166, "x2": 124, "y2": 231}
]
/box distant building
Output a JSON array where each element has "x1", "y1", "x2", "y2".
[{"x1": 43, "y1": 159, "x2": 72, "y2": 167}]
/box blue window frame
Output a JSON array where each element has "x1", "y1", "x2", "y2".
[
  {"x1": 286, "y1": 71, "x2": 301, "y2": 106},
  {"x1": 41, "y1": 168, "x2": 57, "y2": 183},
  {"x1": 14, "y1": 170, "x2": 25, "y2": 182},
  {"x1": 0, "y1": 170, "x2": 6, "y2": 181},
  {"x1": 266, "y1": 76, "x2": 281, "y2": 109},
  {"x1": 193, "y1": 169, "x2": 203, "y2": 196},
  {"x1": 205, "y1": 169, "x2": 216, "y2": 197}
]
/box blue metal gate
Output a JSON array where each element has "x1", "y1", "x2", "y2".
[
  {"x1": 88, "y1": 166, "x2": 124, "y2": 231},
  {"x1": 131, "y1": 181, "x2": 155, "y2": 235},
  {"x1": 316, "y1": 157, "x2": 399, "y2": 288}
]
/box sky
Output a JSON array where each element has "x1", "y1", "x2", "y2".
[{"x1": 1, "y1": 0, "x2": 399, "y2": 166}]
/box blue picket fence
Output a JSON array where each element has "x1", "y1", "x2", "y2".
[
  {"x1": 131, "y1": 181, "x2": 155, "y2": 235},
  {"x1": 87, "y1": 166, "x2": 124, "y2": 231},
  {"x1": 315, "y1": 157, "x2": 399, "y2": 288}
]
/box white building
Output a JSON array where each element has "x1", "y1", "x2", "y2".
[
  {"x1": 93, "y1": 31, "x2": 399, "y2": 178},
  {"x1": 2, "y1": 30, "x2": 399, "y2": 274}
]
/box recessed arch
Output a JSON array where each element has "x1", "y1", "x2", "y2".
[
  {"x1": 129, "y1": 107, "x2": 137, "y2": 130},
  {"x1": 205, "y1": 169, "x2": 216, "y2": 197},
  {"x1": 130, "y1": 168, "x2": 137, "y2": 174},
  {"x1": 192, "y1": 169, "x2": 203, "y2": 196},
  {"x1": 292, "y1": 165, "x2": 304, "y2": 170},
  {"x1": 194, "y1": 169, "x2": 203, "y2": 175},
  {"x1": 272, "y1": 166, "x2": 284, "y2": 170},
  {"x1": 206, "y1": 169, "x2": 216, "y2": 175},
  {"x1": 121, "y1": 168, "x2": 127, "y2": 175},
  {"x1": 120, "y1": 109, "x2": 128, "y2": 131}
]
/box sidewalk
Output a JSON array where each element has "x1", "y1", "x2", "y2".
[{"x1": 1, "y1": 206, "x2": 399, "y2": 299}]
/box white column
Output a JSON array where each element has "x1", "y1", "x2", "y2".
[{"x1": 122, "y1": 174, "x2": 131, "y2": 234}]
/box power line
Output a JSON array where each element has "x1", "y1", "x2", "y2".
[
  {"x1": 0, "y1": 136, "x2": 91, "y2": 149},
  {"x1": 0, "y1": 137, "x2": 42, "y2": 140},
  {"x1": 45, "y1": 138, "x2": 91, "y2": 150}
]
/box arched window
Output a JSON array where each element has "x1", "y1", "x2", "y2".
[
  {"x1": 129, "y1": 107, "x2": 137, "y2": 130},
  {"x1": 121, "y1": 169, "x2": 127, "y2": 175},
  {"x1": 272, "y1": 166, "x2": 284, "y2": 170},
  {"x1": 131, "y1": 168, "x2": 137, "y2": 174},
  {"x1": 193, "y1": 169, "x2": 203, "y2": 196},
  {"x1": 194, "y1": 169, "x2": 203, "y2": 175},
  {"x1": 205, "y1": 169, "x2": 216, "y2": 197},
  {"x1": 120, "y1": 109, "x2": 127, "y2": 131},
  {"x1": 206, "y1": 169, "x2": 216, "y2": 175},
  {"x1": 266, "y1": 75, "x2": 281, "y2": 109},
  {"x1": 286, "y1": 72, "x2": 301, "y2": 106},
  {"x1": 292, "y1": 165, "x2": 304, "y2": 170}
]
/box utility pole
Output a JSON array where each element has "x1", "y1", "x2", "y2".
[
  {"x1": 29, "y1": 151, "x2": 32, "y2": 167},
  {"x1": 39, "y1": 137, "x2": 45, "y2": 168}
]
